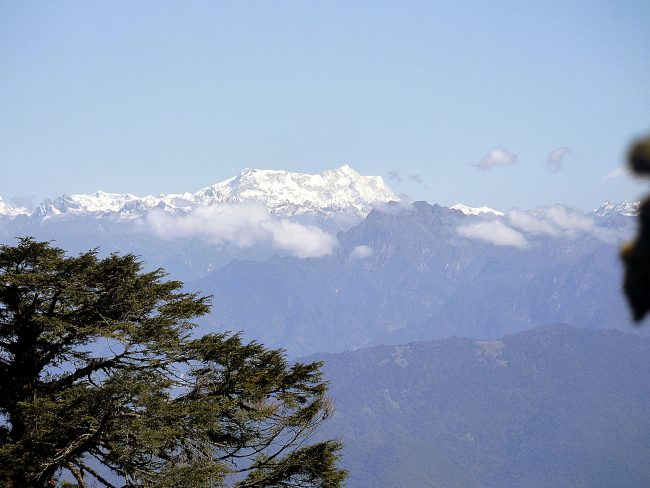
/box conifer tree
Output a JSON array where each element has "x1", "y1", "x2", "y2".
[{"x1": 0, "y1": 238, "x2": 346, "y2": 487}]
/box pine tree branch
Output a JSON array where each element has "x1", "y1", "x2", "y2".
[
  {"x1": 64, "y1": 461, "x2": 88, "y2": 488},
  {"x1": 72, "y1": 460, "x2": 118, "y2": 488}
]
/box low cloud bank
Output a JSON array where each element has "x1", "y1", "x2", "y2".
[
  {"x1": 457, "y1": 221, "x2": 528, "y2": 248},
  {"x1": 147, "y1": 203, "x2": 338, "y2": 258},
  {"x1": 457, "y1": 205, "x2": 605, "y2": 248},
  {"x1": 507, "y1": 206, "x2": 594, "y2": 237}
]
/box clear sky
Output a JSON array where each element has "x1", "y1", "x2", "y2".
[{"x1": 1, "y1": 0, "x2": 649, "y2": 211}]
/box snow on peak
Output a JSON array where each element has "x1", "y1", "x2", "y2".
[
  {"x1": 31, "y1": 166, "x2": 399, "y2": 219},
  {"x1": 451, "y1": 204, "x2": 504, "y2": 217},
  {"x1": 34, "y1": 191, "x2": 147, "y2": 219},
  {"x1": 184, "y1": 166, "x2": 398, "y2": 216},
  {"x1": 0, "y1": 196, "x2": 30, "y2": 218},
  {"x1": 593, "y1": 200, "x2": 640, "y2": 217}
]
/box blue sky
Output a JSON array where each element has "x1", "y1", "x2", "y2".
[{"x1": 1, "y1": 0, "x2": 649, "y2": 211}]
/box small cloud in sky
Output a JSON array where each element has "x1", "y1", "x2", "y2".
[
  {"x1": 387, "y1": 170, "x2": 402, "y2": 182},
  {"x1": 146, "y1": 202, "x2": 338, "y2": 258},
  {"x1": 350, "y1": 245, "x2": 374, "y2": 259},
  {"x1": 457, "y1": 221, "x2": 528, "y2": 248},
  {"x1": 407, "y1": 174, "x2": 426, "y2": 187},
  {"x1": 388, "y1": 172, "x2": 427, "y2": 187},
  {"x1": 474, "y1": 147, "x2": 517, "y2": 171},
  {"x1": 547, "y1": 147, "x2": 570, "y2": 173},
  {"x1": 602, "y1": 166, "x2": 626, "y2": 181}
]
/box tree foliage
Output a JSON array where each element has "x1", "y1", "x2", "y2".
[{"x1": 0, "y1": 238, "x2": 346, "y2": 487}]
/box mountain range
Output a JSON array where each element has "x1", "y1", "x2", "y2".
[
  {"x1": 1, "y1": 165, "x2": 397, "y2": 221},
  {"x1": 0, "y1": 166, "x2": 641, "y2": 356},
  {"x1": 190, "y1": 199, "x2": 639, "y2": 356}
]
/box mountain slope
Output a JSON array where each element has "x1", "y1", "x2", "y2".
[
  {"x1": 194, "y1": 201, "x2": 637, "y2": 356},
  {"x1": 310, "y1": 325, "x2": 650, "y2": 487}
]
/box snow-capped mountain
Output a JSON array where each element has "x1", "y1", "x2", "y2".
[
  {"x1": 27, "y1": 165, "x2": 397, "y2": 220},
  {"x1": 450, "y1": 203, "x2": 504, "y2": 216},
  {"x1": 193, "y1": 164, "x2": 396, "y2": 216},
  {"x1": 592, "y1": 200, "x2": 640, "y2": 217},
  {"x1": 0, "y1": 196, "x2": 29, "y2": 218}
]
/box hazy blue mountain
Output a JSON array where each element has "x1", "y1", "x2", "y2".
[
  {"x1": 308, "y1": 325, "x2": 650, "y2": 488},
  {"x1": 192, "y1": 201, "x2": 638, "y2": 356},
  {"x1": 1, "y1": 175, "x2": 640, "y2": 356},
  {"x1": 0, "y1": 214, "x2": 278, "y2": 281}
]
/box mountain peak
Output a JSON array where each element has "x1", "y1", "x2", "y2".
[
  {"x1": 450, "y1": 203, "x2": 504, "y2": 216},
  {"x1": 197, "y1": 165, "x2": 398, "y2": 216},
  {"x1": 338, "y1": 163, "x2": 355, "y2": 173},
  {"x1": 0, "y1": 196, "x2": 30, "y2": 218},
  {"x1": 592, "y1": 200, "x2": 640, "y2": 217}
]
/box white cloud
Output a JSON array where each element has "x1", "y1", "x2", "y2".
[
  {"x1": 538, "y1": 205, "x2": 594, "y2": 232},
  {"x1": 602, "y1": 166, "x2": 626, "y2": 181},
  {"x1": 474, "y1": 147, "x2": 517, "y2": 171},
  {"x1": 146, "y1": 203, "x2": 338, "y2": 258},
  {"x1": 507, "y1": 205, "x2": 595, "y2": 238},
  {"x1": 374, "y1": 199, "x2": 414, "y2": 215},
  {"x1": 261, "y1": 219, "x2": 338, "y2": 258},
  {"x1": 507, "y1": 209, "x2": 559, "y2": 236},
  {"x1": 457, "y1": 221, "x2": 528, "y2": 248},
  {"x1": 547, "y1": 147, "x2": 570, "y2": 173},
  {"x1": 350, "y1": 245, "x2": 374, "y2": 259}
]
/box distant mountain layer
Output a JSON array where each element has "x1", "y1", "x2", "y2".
[
  {"x1": 194, "y1": 201, "x2": 639, "y2": 356},
  {"x1": 2, "y1": 165, "x2": 398, "y2": 220},
  {"x1": 310, "y1": 325, "x2": 650, "y2": 488},
  {"x1": 1, "y1": 187, "x2": 640, "y2": 350}
]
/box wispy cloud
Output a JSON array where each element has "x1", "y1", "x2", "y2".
[
  {"x1": 387, "y1": 170, "x2": 402, "y2": 183},
  {"x1": 388, "y1": 171, "x2": 427, "y2": 187},
  {"x1": 547, "y1": 147, "x2": 570, "y2": 173},
  {"x1": 407, "y1": 174, "x2": 426, "y2": 187},
  {"x1": 146, "y1": 203, "x2": 338, "y2": 258},
  {"x1": 350, "y1": 245, "x2": 374, "y2": 259},
  {"x1": 474, "y1": 147, "x2": 517, "y2": 171},
  {"x1": 602, "y1": 166, "x2": 626, "y2": 181},
  {"x1": 457, "y1": 221, "x2": 528, "y2": 248}
]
